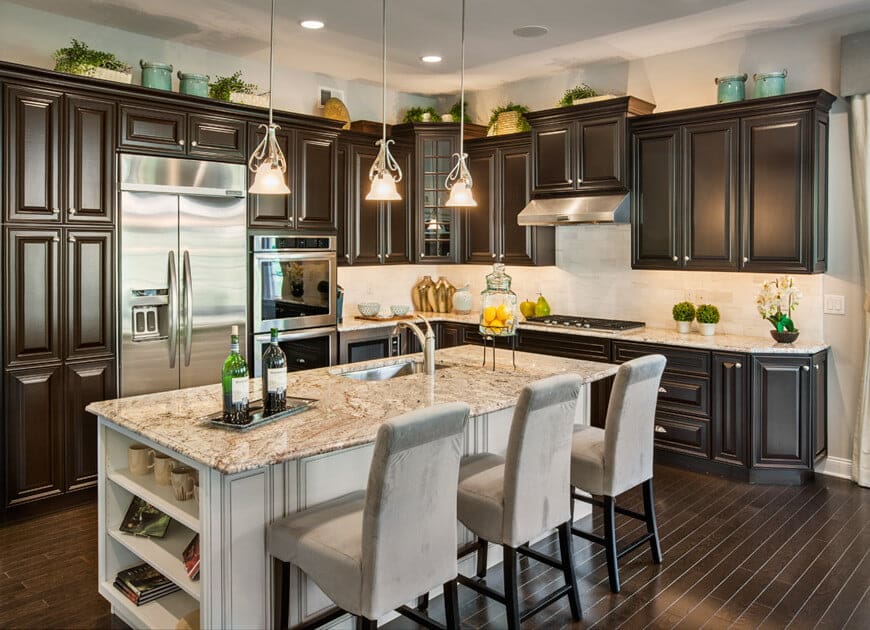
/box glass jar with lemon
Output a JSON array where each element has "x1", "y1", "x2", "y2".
[{"x1": 479, "y1": 263, "x2": 518, "y2": 336}]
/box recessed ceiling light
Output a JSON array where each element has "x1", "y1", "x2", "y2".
[
  {"x1": 513, "y1": 25, "x2": 549, "y2": 38},
  {"x1": 421, "y1": 55, "x2": 442, "y2": 63},
  {"x1": 300, "y1": 19, "x2": 325, "y2": 30}
]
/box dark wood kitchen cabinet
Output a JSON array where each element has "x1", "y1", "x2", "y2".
[
  {"x1": 463, "y1": 134, "x2": 554, "y2": 266},
  {"x1": 187, "y1": 113, "x2": 247, "y2": 161},
  {"x1": 630, "y1": 91, "x2": 834, "y2": 273},
  {"x1": 65, "y1": 358, "x2": 115, "y2": 490},
  {"x1": 66, "y1": 229, "x2": 114, "y2": 360},
  {"x1": 525, "y1": 97, "x2": 655, "y2": 197},
  {"x1": 711, "y1": 353, "x2": 748, "y2": 467},
  {"x1": 66, "y1": 95, "x2": 115, "y2": 223}
]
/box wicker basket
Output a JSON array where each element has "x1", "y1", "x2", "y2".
[
  {"x1": 229, "y1": 92, "x2": 270, "y2": 108},
  {"x1": 81, "y1": 66, "x2": 132, "y2": 84},
  {"x1": 494, "y1": 110, "x2": 523, "y2": 135}
]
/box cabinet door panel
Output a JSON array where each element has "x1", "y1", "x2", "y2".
[
  {"x1": 463, "y1": 151, "x2": 496, "y2": 263},
  {"x1": 631, "y1": 128, "x2": 680, "y2": 269},
  {"x1": 384, "y1": 147, "x2": 412, "y2": 264},
  {"x1": 5, "y1": 85, "x2": 62, "y2": 222},
  {"x1": 65, "y1": 359, "x2": 115, "y2": 490},
  {"x1": 66, "y1": 95, "x2": 115, "y2": 223},
  {"x1": 188, "y1": 114, "x2": 246, "y2": 161},
  {"x1": 712, "y1": 353, "x2": 748, "y2": 466},
  {"x1": 578, "y1": 117, "x2": 623, "y2": 191},
  {"x1": 532, "y1": 124, "x2": 573, "y2": 193},
  {"x1": 683, "y1": 120, "x2": 738, "y2": 270},
  {"x1": 812, "y1": 352, "x2": 827, "y2": 459},
  {"x1": 66, "y1": 230, "x2": 114, "y2": 359},
  {"x1": 4, "y1": 364, "x2": 64, "y2": 507},
  {"x1": 296, "y1": 131, "x2": 337, "y2": 231},
  {"x1": 440, "y1": 323, "x2": 463, "y2": 349},
  {"x1": 741, "y1": 112, "x2": 811, "y2": 271},
  {"x1": 247, "y1": 123, "x2": 294, "y2": 226},
  {"x1": 5, "y1": 229, "x2": 62, "y2": 366},
  {"x1": 350, "y1": 146, "x2": 382, "y2": 265},
  {"x1": 751, "y1": 356, "x2": 811, "y2": 469},
  {"x1": 336, "y1": 145, "x2": 349, "y2": 265},
  {"x1": 417, "y1": 135, "x2": 458, "y2": 262},
  {"x1": 500, "y1": 147, "x2": 537, "y2": 265},
  {"x1": 120, "y1": 105, "x2": 186, "y2": 153}
]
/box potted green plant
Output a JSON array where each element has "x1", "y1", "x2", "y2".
[
  {"x1": 757, "y1": 276, "x2": 802, "y2": 343},
  {"x1": 696, "y1": 304, "x2": 720, "y2": 336},
  {"x1": 487, "y1": 103, "x2": 531, "y2": 136},
  {"x1": 448, "y1": 101, "x2": 472, "y2": 123},
  {"x1": 558, "y1": 83, "x2": 598, "y2": 106},
  {"x1": 402, "y1": 106, "x2": 440, "y2": 123},
  {"x1": 209, "y1": 71, "x2": 263, "y2": 106},
  {"x1": 672, "y1": 301, "x2": 696, "y2": 334},
  {"x1": 52, "y1": 39, "x2": 132, "y2": 84}
]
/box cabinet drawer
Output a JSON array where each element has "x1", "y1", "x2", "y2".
[
  {"x1": 460, "y1": 325, "x2": 485, "y2": 346},
  {"x1": 612, "y1": 341, "x2": 710, "y2": 375},
  {"x1": 120, "y1": 105, "x2": 186, "y2": 153},
  {"x1": 187, "y1": 114, "x2": 246, "y2": 161},
  {"x1": 657, "y1": 373, "x2": 711, "y2": 418},
  {"x1": 517, "y1": 329, "x2": 610, "y2": 361},
  {"x1": 654, "y1": 412, "x2": 710, "y2": 458}
]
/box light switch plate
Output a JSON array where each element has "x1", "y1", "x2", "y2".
[{"x1": 824, "y1": 294, "x2": 846, "y2": 315}]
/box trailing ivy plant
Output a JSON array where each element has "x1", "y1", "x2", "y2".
[
  {"x1": 52, "y1": 39, "x2": 131, "y2": 74},
  {"x1": 208, "y1": 71, "x2": 259, "y2": 101},
  {"x1": 402, "y1": 106, "x2": 440, "y2": 123},
  {"x1": 558, "y1": 83, "x2": 598, "y2": 106},
  {"x1": 487, "y1": 102, "x2": 531, "y2": 133},
  {"x1": 449, "y1": 101, "x2": 472, "y2": 123}
]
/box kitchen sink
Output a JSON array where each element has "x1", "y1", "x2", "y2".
[{"x1": 338, "y1": 360, "x2": 447, "y2": 381}]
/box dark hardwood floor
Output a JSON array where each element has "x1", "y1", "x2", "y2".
[{"x1": 1, "y1": 465, "x2": 868, "y2": 629}]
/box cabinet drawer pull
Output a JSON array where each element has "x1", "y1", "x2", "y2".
[
  {"x1": 655, "y1": 425, "x2": 667, "y2": 434},
  {"x1": 68, "y1": 207, "x2": 77, "y2": 215},
  {"x1": 178, "y1": 139, "x2": 185, "y2": 146},
  {"x1": 672, "y1": 256, "x2": 678, "y2": 262},
  {"x1": 658, "y1": 386, "x2": 667, "y2": 393},
  {"x1": 190, "y1": 141, "x2": 198, "y2": 147},
  {"x1": 802, "y1": 365, "x2": 810, "y2": 372}
]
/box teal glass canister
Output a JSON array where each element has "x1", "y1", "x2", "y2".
[
  {"x1": 178, "y1": 72, "x2": 209, "y2": 97},
  {"x1": 753, "y1": 70, "x2": 787, "y2": 98},
  {"x1": 714, "y1": 74, "x2": 748, "y2": 103},
  {"x1": 140, "y1": 60, "x2": 173, "y2": 90}
]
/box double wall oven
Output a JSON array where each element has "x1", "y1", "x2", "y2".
[{"x1": 251, "y1": 235, "x2": 337, "y2": 375}]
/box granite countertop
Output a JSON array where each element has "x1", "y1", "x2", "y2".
[
  {"x1": 339, "y1": 312, "x2": 829, "y2": 355},
  {"x1": 87, "y1": 345, "x2": 617, "y2": 475}
]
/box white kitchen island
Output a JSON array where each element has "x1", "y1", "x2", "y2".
[{"x1": 88, "y1": 345, "x2": 617, "y2": 630}]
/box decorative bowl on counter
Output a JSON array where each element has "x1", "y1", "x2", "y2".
[
  {"x1": 770, "y1": 330, "x2": 800, "y2": 344},
  {"x1": 357, "y1": 302, "x2": 381, "y2": 317},
  {"x1": 390, "y1": 305, "x2": 411, "y2": 317}
]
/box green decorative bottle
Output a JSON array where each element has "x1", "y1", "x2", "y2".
[
  {"x1": 221, "y1": 325, "x2": 250, "y2": 424},
  {"x1": 262, "y1": 328, "x2": 287, "y2": 416}
]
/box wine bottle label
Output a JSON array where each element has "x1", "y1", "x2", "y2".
[
  {"x1": 231, "y1": 377, "x2": 249, "y2": 405},
  {"x1": 267, "y1": 368, "x2": 287, "y2": 394}
]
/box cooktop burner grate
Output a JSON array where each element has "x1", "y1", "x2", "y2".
[{"x1": 524, "y1": 315, "x2": 646, "y2": 332}]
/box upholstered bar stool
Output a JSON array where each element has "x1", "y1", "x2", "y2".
[
  {"x1": 455, "y1": 374, "x2": 583, "y2": 630},
  {"x1": 268, "y1": 402, "x2": 470, "y2": 630},
  {"x1": 570, "y1": 354, "x2": 667, "y2": 593}
]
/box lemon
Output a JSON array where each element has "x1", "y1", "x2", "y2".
[
  {"x1": 489, "y1": 318, "x2": 504, "y2": 330},
  {"x1": 496, "y1": 304, "x2": 511, "y2": 321},
  {"x1": 483, "y1": 306, "x2": 497, "y2": 323}
]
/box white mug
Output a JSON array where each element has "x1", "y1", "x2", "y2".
[
  {"x1": 128, "y1": 445, "x2": 155, "y2": 476},
  {"x1": 153, "y1": 454, "x2": 175, "y2": 486},
  {"x1": 170, "y1": 465, "x2": 196, "y2": 501}
]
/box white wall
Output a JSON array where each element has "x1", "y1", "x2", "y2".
[{"x1": 0, "y1": 1, "x2": 437, "y2": 122}]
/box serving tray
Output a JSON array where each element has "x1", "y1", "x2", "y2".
[{"x1": 202, "y1": 397, "x2": 318, "y2": 432}]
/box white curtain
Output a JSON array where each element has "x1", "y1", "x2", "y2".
[{"x1": 848, "y1": 94, "x2": 870, "y2": 487}]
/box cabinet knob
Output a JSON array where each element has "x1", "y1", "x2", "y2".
[
  {"x1": 68, "y1": 235, "x2": 77, "y2": 243},
  {"x1": 658, "y1": 386, "x2": 667, "y2": 393},
  {"x1": 654, "y1": 425, "x2": 667, "y2": 434},
  {"x1": 385, "y1": 253, "x2": 390, "y2": 259},
  {"x1": 684, "y1": 255, "x2": 690, "y2": 262},
  {"x1": 345, "y1": 253, "x2": 350, "y2": 261},
  {"x1": 735, "y1": 362, "x2": 742, "y2": 369},
  {"x1": 51, "y1": 208, "x2": 60, "y2": 214},
  {"x1": 178, "y1": 139, "x2": 185, "y2": 146},
  {"x1": 52, "y1": 235, "x2": 60, "y2": 243},
  {"x1": 567, "y1": 178, "x2": 573, "y2": 184},
  {"x1": 492, "y1": 253, "x2": 497, "y2": 259},
  {"x1": 815, "y1": 364, "x2": 820, "y2": 371},
  {"x1": 420, "y1": 252, "x2": 425, "y2": 258},
  {"x1": 68, "y1": 207, "x2": 77, "y2": 215},
  {"x1": 296, "y1": 358, "x2": 306, "y2": 364},
  {"x1": 190, "y1": 141, "x2": 198, "y2": 147},
  {"x1": 672, "y1": 256, "x2": 678, "y2": 262},
  {"x1": 802, "y1": 365, "x2": 810, "y2": 372},
  {"x1": 742, "y1": 257, "x2": 749, "y2": 264}
]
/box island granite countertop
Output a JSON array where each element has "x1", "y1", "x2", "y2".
[
  {"x1": 339, "y1": 312, "x2": 829, "y2": 355},
  {"x1": 87, "y1": 345, "x2": 617, "y2": 475}
]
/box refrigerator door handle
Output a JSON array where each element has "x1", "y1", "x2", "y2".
[
  {"x1": 183, "y1": 250, "x2": 194, "y2": 366},
  {"x1": 168, "y1": 251, "x2": 179, "y2": 368}
]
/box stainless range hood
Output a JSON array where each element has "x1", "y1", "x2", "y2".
[{"x1": 516, "y1": 193, "x2": 629, "y2": 225}]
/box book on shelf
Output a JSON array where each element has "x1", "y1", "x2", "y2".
[
  {"x1": 113, "y1": 562, "x2": 180, "y2": 605},
  {"x1": 182, "y1": 534, "x2": 200, "y2": 580},
  {"x1": 119, "y1": 496, "x2": 171, "y2": 538}
]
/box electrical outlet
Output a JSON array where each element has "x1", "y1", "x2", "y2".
[{"x1": 823, "y1": 294, "x2": 845, "y2": 315}]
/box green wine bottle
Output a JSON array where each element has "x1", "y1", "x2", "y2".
[
  {"x1": 262, "y1": 328, "x2": 287, "y2": 416},
  {"x1": 222, "y1": 325, "x2": 250, "y2": 424}
]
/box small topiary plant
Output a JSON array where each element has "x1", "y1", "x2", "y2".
[
  {"x1": 402, "y1": 106, "x2": 439, "y2": 123},
  {"x1": 672, "y1": 301, "x2": 696, "y2": 322},
  {"x1": 696, "y1": 304, "x2": 721, "y2": 324},
  {"x1": 208, "y1": 71, "x2": 258, "y2": 101},
  {"x1": 558, "y1": 83, "x2": 598, "y2": 106}
]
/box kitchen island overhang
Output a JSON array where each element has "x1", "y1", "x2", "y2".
[{"x1": 89, "y1": 345, "x2": 617, "y2": 630}]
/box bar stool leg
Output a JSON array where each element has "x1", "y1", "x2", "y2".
[
  {"x1": 603, "y1": 496, "x2": 621, "y2": 593},
  {"x1": 557, "y1": 522, "x2": 582, "y2": 621},
  {"x1": 443, "y1": 579, "x2": 461, "y2": 630},
  {"x1": 475, "y1": 537, "x2": 488, "y2": 578},
  {"x1": 417, "y1": 592, "x2": 429, "y2": 611},
  {"x1": 643, "y1": 479, "x2": 663, "y2": 564},
  {"x1": 502, "y1": 545, "x2": 521, "y2": 630}
]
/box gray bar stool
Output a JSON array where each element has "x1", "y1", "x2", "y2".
[
  {"x1": 570, "y1": 354, "x2": 667, "y2": 593},
  {"x1": 268, "y1": 402, "x2": 470, "y2": 630},
  {"x1": 455, "y1": 374, "x2": 583, "y2": 630}
]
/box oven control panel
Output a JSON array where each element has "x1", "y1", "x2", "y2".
[{"x1": 252, "y1": 235, "x2": 335, "y2": 252}]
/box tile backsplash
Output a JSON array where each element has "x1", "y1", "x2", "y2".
[{"x1": 338, "y1": 224, "x2": 824, "y2": 340}]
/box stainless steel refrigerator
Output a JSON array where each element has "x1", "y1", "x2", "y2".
[{"x1": 119, "y1": 154, "x2": 248, "y2": 396}]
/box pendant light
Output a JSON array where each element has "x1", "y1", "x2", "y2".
[
  {"x1": 248, "y1": 0, "x2": 290, "y2": 195},
  {"x1": 445, "y1": 0, "x2": 476, "y2": 207},
  {"x1": 366, "y1": 0, "x2": 402, "y2": 201}
]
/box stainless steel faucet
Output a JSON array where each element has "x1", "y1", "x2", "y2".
[{"x1": 394, "y1": 316, "x2": 436, "y2": 375}]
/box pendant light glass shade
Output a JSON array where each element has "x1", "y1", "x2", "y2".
[
  {"x1": 367, "y1": 0, "x2": 403, "y2": 201},
  {"x1": 248, "y1": 0, "x2": 289, "y2": 196},
  {"x1": 444, "y1": 0, "x2": 475, "y2": 207}
]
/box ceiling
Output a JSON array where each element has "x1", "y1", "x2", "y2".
[{"x1": 9, "y1": 0, "x2": 870, "y2": 93}]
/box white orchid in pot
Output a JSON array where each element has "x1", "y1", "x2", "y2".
[{"x1": 757, "y1": 276, "x2": 802, "y2": 343}]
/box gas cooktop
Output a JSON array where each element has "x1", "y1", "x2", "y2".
[{"x1": 524, "y1": 315, "x2": 646, "y2": 333}]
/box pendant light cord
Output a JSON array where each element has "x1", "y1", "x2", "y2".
[
  {"x1": 459, "y1": 0, "x2": 466, "y2": 157},
  {"x1": 382, "y1": 0, "x2": 387, "y2": 141},
  {"x1": 268, "y1": 0, "x2": 275, "y2": 126}
]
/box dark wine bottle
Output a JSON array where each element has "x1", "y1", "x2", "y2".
[
  {"x1": 221, "y1": 325, "x2": 250, "y2": 424},
  {"x1": 262, "y1": 328, "x2": 287, "y2": 415}
]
